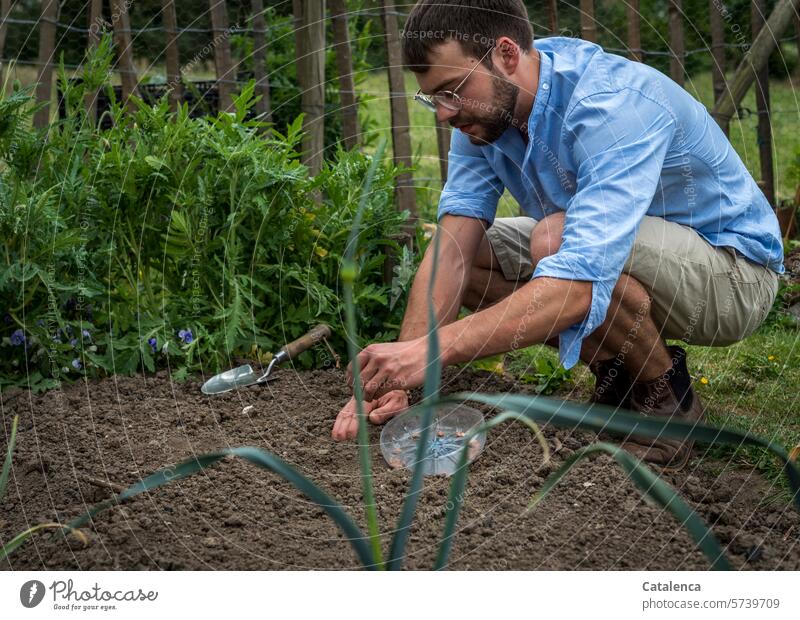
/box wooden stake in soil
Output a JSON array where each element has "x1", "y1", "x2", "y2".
[
  {"x1": 330, "y1": 0, "x2": 360, "y2": 149},
  {"x1": 162, "y1": 0, "x2": 182, "y2": 114},
  {"x1": 709, "y1": 0, "x2": 727, "y2": 134},
  {"x1": 293, "y1": 0, "x2": 326, "y2": 177},
  {"x1": 712, "y1": 0, "x2": 800, "y2": 128},
  {"x1": 209, "y1": 0, "x2": 236, "y2": 113},
  {"x1": 668, "y1": 0, "x2": 685, "y2": 86},
  {"x1": 33, "y1": 0, "x2": 58, "y2": 128},
  {"x1": 752, "y1": 0, "x2": 775, "y2": 208},
  {"x1": 382, "y1": 0, "x2": 417, "y2": 223},
  {"x1": 627, "y1": 0, "x2": 642, "y2": 62},
  {"x1": 110, "y1": 0, "x2": 140, "y2": 111},
  {"x1": 251, "y1": 0, "x2": 273, "y2": 125},
  {"x1": 579, "y1": 0, "x2": 597, "y2": 43}
]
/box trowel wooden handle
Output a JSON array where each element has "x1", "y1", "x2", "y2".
[{"x1": 278, "y1": 324, "x2": 332, "y2": 361}]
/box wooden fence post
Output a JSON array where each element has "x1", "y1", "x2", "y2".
[
  {"x1": 110, "y1": 0, "x2": 139, "y2": 110},
  {"x1": 251, "y1": 0, "x2": 273, "y2": 124},
  {"x1": 382, "y1": 0, "x2": 417, "y2": 222},
  {"x1": 436, "y1": 120, "x2": 449, "y2": 186},
  {"x1": 84, "y1": 0, "x2": 103, "y2": 123},
  {"x1": 668, "y1": 0, "x2": 685, "y2": 86},
  {"x1": 752, "y1": 0, "x2": 774, "y2": 207},
  {"x1": 712, "y1": 0, "x2": 800, "y2": 129},
  {"x1": 627, "y1": 0, "x2": 642, "y2": 62},
  {"x1": 209, "y1": 0, "x2": 235, "y2": 113},
  {"x1": 330, "y1": 0, "x2": 360, "y2": 149},
  {"x1": 33, "y1": 0, "x2": 58, "y2": 128},
  {"x1": 0, "y1": 0, "x2": 11, "y2": 86},
  {"x1": 796, "y1": 12, "x2": 800, "y2": 75},
  {"x1": 579, "y1": 0, "x2": 597, "y2": 43},
  {"x1": 293, "y1": 0, "x2": 326, "y2": 176},
  {"x1": 709, "y1": 0, "x2": 727, "y2": 134},
  {"x1": 162, "y1": 0, "x2": 182, "y2": 113},
  {"x1": 547, "y1": 0, "x2": 559, "y2": 35}
]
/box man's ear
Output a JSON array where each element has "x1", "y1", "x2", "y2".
[{"x1": 493, "y1": 36, "x2": 521, "y2": 76}]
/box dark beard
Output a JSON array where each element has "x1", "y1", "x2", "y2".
[{"x1": 467, "y1": 70, "x2": 519, "y2": 145}]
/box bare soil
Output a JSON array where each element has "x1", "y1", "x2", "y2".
[{"x1": 2, "y1": 368, "x2": 799, "y2": 570}]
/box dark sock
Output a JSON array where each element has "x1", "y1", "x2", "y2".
[{"x1": 666, "y1": 347, "x2": 693, "y2": 411}]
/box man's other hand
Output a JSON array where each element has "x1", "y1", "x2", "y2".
[{"x1": 331, "y1": 390, "x2": 409, "y2": 441}]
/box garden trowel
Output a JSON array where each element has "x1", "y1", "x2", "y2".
[{"x1": 201, "y1": 324, "x2": 332, "y2": 395}]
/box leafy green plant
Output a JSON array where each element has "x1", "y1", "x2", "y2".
[
  {"x1": 0, "y1": 35, "x2": 415, "y2": 391},
  {"x1": 523, "y1": 355, "x2": 573, "y2": 395},
  {"x1": 739, "y1": 351, "x2": 784, "y2": 380}
]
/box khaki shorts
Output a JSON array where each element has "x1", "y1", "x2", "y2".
[{"x1": 485, "y1": 216, "x2": 779, "y2": 346}]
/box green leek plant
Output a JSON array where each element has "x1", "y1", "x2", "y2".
[{"x1": 4, "y1": 135, "x2": 800, "y2": 570}]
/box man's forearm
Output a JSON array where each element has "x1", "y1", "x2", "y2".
[
  {"x1": 398, "y1": 241, "x2": 469, "y2": 341},
  {"x1": 439, "y1": 277, "x2": 592, "y2": 365},
  {"x1": 398, "y1": 217, "x2": 486, "y2": 342}
]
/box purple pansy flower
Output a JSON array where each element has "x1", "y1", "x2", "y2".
[
  {"x1": 71, "y1": 358, "x2": 82, "y2": 370},
  {"x1": 148, "y1": 337, "x2": 157, "y2": 353},
  {"x1": 10, "y1": 329, "x2": 25, "y2": 346},
  {"x1": 178, "y1": 328, "x2": 193, "y2": 344}
]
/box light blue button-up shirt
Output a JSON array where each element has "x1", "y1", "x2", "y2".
[{"x1": 438, "y1": 37, "x2": 785, "y2": 369}]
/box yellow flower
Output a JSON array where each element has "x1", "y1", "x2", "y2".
[
  {"x1": 700, "y1": 377, "x2": 709, "y2": 385},
  {"x1": 768, "y1": 355, "x2": 776, "y2": 361}
]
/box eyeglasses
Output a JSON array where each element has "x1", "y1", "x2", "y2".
[{"x1": 414, "y1": 46, "x2": 494, "y2": 113}]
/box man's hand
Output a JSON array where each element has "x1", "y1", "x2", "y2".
[
  {"x1": 345, "y1": 339, "x2": 428, "y2": 402},
  {"x1": 331, "y1": 390, "x2": 409, "y2": 441}
]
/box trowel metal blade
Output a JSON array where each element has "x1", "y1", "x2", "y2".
[{"x1": 201, "y1": 364, "x2": 261, "y2": 395}]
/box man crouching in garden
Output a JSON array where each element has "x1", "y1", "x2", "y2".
[{"x1": 332, "y1": 0, "x2": 784, "y2": 470}]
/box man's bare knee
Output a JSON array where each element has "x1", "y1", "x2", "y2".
[{"x1": 530, "y1": 212, "x2": 566, "y2": 265}]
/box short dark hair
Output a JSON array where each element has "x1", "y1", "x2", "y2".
[{"x1": 401, "y1": 0, "x2": 533, "y2": 73}]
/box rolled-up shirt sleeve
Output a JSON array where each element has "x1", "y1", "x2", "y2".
[
  {"x1": 437, "y1": 129, "x2": 505, "y2": 225},
  {"x1": 532, "y1": 89, "x2": 676, "y2": 369}
]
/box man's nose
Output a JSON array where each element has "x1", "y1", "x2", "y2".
[{"x1": 436, "y1": 104, "x2": 458, "y2": 124}]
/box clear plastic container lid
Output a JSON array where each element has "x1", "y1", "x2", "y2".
[{"x1": 379, "y1": 403, "x2": 487, "y2": 476}]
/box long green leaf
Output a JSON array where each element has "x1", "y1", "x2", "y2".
[
  {"x1": 1, "y1": 415, "x2": 19, "y2": 503},
  {"x1": 387, "y1": 227, "x2": 442, "y2": 569},
  {"x1": 434, "y1": 409, "x2": 550, "y2": 569},
  {"x1": 1, "y1": 523, "x2": 87, "y2": 561},
  {"x1": 434, "y1": 389, "x2": 800, "y2": 569},
  {"x1": 529, "y1": 442, "x2": 730, "y2": 570},
  {"x1": 338, "y1": 136, "x2": 389, "y2": 568},
  {"x1": 64, "y1": 447, "x2": 376, "y2": 568},
  {"x1": 439, "y1": 392, "x2": 800, "y2": 509}
]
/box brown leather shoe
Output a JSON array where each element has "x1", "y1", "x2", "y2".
[
  {"x1": 589, "y1": 357, "x2": 632, "y2": 408},
  {"x1": 622, "y1": 346, "x2": 705, "y2": 471}
]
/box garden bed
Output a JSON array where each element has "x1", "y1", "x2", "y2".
[{"x1": 2, "y1": 368, "x2": 799, "y2": 570}]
